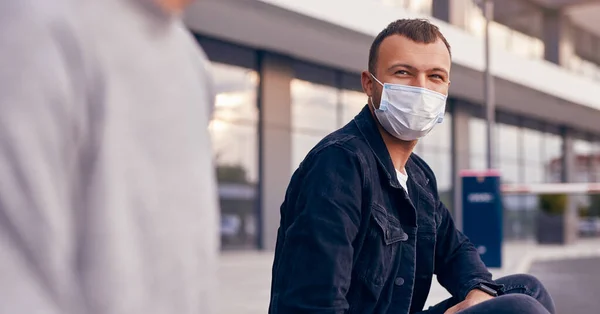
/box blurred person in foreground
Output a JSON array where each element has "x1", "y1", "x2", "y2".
[
  {"x1": 0, "y1": 0, "x2": 218, "y2": 313},
  {"x1": 268, "y1": 19, "x2": 555, "y2": 314}
]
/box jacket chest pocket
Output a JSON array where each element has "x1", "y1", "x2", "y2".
[{"x1": 354, "y1": 204, "x2": 408, "y2": 292}]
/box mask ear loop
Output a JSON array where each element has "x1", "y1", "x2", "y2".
[
  {"x1": 370, "y1": 73, "x2": 384, "y2": 86},
  {"x1": 368, "y1": 73, "x2": 384, "y2": 110}
]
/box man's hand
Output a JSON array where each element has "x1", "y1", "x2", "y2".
[{"x1": 444, "y1": 289, "x2": 495, "y2": 314}]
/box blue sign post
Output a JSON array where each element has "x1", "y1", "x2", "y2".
[{"x1": 461, "y1": 170, "x2": 503, "y2": 268}]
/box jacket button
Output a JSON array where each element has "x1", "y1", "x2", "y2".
[{"x1": 394, "y1": 277, "x2": 405, "y2": 286}]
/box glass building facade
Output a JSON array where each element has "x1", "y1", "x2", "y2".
[
  {"x1": 386, "y1": 0, "x2": 600, "y2": 81},
  {"x1": 209, "y1": 62, "x2": 259, "y2": 250},
  {"x1": 191, "y1": 0, "x2": 600, "y2": 249}
]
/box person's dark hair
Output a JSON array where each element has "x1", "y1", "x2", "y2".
[{"x1": 368, "y1": 19, "x2": 451, "y2": 74}]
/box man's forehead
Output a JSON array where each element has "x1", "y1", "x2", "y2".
[{"x1": 378, "y1": 35, "x2": 451, "y2": 69}]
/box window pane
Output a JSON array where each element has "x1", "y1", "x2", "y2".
[
  {"x1": 291, "y1": 79, "x2": 338, "y2": 132},
  {"x1": 469, "y1": 117, "x2": 488, "y2": 166},
  {"x1": 418, "y1": 114, "x2": 452, "y2": 188},
  {"x1": 523, "y1": 128, "x2": 543, "y2": 183},
  {"x1": 575, "y1": 139, "x2": 593, "y2": 155},
  {"x1": 522, "y1": 128, "x2": 542, "y2": 163},
  {"x1": 524, "y1": 162, "x2": 544, "y2": 183},
  {"x1": 436, "y1": 151, "x2": 453, "y2": 192},
  {"x1": 418, "y1": 113, "x2": 453, "y2": 212},
  {"x1": 497, "y1": 123, "x2": 519, "y2": 159},
  {"x1": 592, "y1": 142, "x2": 600, "y2": 182},
  {"x1": 499, "y1": 161, "x2": 520, "y2": 184},
  {"x1": 471, "y1": 156, "x2": 487, "y2": 171},
  {"x1": 497, "y1": 123, "x2": 520, "y2": 183},
  {"x1": 209, "y1": 63, "x2": 259, "y2": 250},
  {"x1": 574, "y1": 139, "x2": 593, "y2": 183},
  {"x1": 544, "y1": 133, "x2": 562, "y2": 183},
  {"x1": 421, "y1": 113, "x2": 452, "y2": 150},
  {"x1": 291, "y1": 79, "x2": 338, "y2": 172},
  {"x1": 292, "y1": 132, "x2": 329, "y2": 172},
  {"x1": 340, "y1": 89, "x2": 366, "y2": 126}
]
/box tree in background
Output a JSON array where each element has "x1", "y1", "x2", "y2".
[
  {"x1": 538, "y1": 193, "x2": 567, "y2": 216},
  {"x1": 587, "y1": 194, "x2": 600, "y2": 217},
  {"x1": 216, "y1": 164, "x2": 248, "y2": 184}
]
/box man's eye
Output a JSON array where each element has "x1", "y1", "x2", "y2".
[
  {"x1": 430, "y1": 74, "x2": 444, "y2": 80},
  {"x1": 396, "y1": 70, "x2": 410, "y2": 75}
]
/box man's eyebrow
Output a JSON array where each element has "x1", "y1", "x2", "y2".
[
  {"x1": 430, "y1": 67, "x2": 450, "y2": 76},
  {"x1": 388, "y1": 63, "x2": 450, "y2": 76},
  {"x1": 388, "y1": 63, "x2": 418, "y2": 72}
]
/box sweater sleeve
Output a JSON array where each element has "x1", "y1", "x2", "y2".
[{"x1": 0, "y1": 2, "x2": 87, "y2": 313}]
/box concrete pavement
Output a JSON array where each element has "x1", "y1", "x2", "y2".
[
  {"x1": 217, "y1": 239, "x2": 600, "y2": 314},
  {"x1": 529, "y1": 257, "x2": 600, "y2": 314},
  {"x1": 425, "y1": 238, "x2": 600, "y2": 308}
]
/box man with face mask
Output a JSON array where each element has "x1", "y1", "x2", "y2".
[
  {"x1": 0, "y1": 0, "x2": 217, "y2": 313},
  {"x1": 269, "y1": 19, "x2": 555, "y2": 314}
]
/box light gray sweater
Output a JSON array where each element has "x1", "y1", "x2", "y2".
[{"x1": 0, "y1": 0, "x2": 218, "y2": 313}]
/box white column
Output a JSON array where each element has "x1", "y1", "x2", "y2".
[{"x1": 258, "y1": 53, "x2": 293, "y2": 250}]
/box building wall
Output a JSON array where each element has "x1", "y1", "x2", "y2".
[
  {"x1": 184, "y1": 0, "x2": 600, "y2": 135},
  {"x1": 198, "y1": 33, "x2": 600, "y2": 250},
  {"x1": 190, "y1": 2, "x2": 600, "y2": 250}
]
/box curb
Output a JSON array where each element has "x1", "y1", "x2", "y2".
[{"x1": 515, "y1": 243, "x2": 600, "y2": 273}]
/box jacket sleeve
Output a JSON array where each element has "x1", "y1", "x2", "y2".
[
  {"x1": 273, "y1": 144, "x2": 364, "y2": 314},
  {"x1": 434, "y1": 201, "x2": 503, "y2": 300}
]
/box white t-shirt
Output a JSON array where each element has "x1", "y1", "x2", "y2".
[{"x1": 396, "y1": 168, "x2": 409, "y2": 195}]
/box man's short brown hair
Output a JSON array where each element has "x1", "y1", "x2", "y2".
[{"x1": 368, "y1": 19, "x2": 452, "y2": 74}]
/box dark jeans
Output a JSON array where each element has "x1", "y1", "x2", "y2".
[{"x1": 418, "y1": 274, "x2": 556, "y2": 314}]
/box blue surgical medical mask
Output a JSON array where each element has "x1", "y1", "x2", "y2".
[{"x1": 370, "y1": 74, "x2": 447, "y2": 141}]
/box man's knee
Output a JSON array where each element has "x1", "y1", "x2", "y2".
[
  {"x1": 492, "y1": 294, "x2": 549, "y2": 314},
  {"x1": 497, "y1": 273, "x2": 547, "y2": 294},
  {"x1": 495, "y1": 274, "x2": 555, "y2": 314}
]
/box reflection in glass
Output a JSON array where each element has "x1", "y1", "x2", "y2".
[
  {"x1": 419, "y1": 114, "x2": 452, "y2": 188},
  {"x1": 292, "y1": 80, "x2": 338, "y2": 132},
  {"x1": 572, "y1": 139, "x2": 595, "y2": 215},
  {"x1": 422, "y1": 112, "x2": 452, "y2": 150},
  {"x1": 291, "y1": 80, "x2": 338, "y2": 172},
  {"x1": 341, "y1": 90, "x2": 366, "y2": 126},
  {"x1": 417, "y1": 114, "x2": 453, "y2": 211},
  {"x1": 463, "y1": 0, "x2": 543, "y2": 60},
  {"x1": 523, "y1": 128, "x2": 543, "y2": 183},
  {"x1": 522, "y1": 128, "x2": 542, "y2": 163},
  {"x1": 470, "y1": 158, "x2": 487, "y2": 172},
  {"x1": 497, "y1": 123, "x2": 519, "y2": 158},
  {"x1": 209, "y1": 63, "x2": 259, "y2": 250},
  {"x1": 497, "y1": 123, "x2": 520, "y2": 184},
  {"x1": 575, "y1": 139, "x2": 593, "y2": 154},
  {"x1": 469, "y1": 117, "x2": 488, "y2": 170},
  {"x1": 544, "y1": 133, "x2": 562, "y2": 183},
  {"x1": 496, "y1": 123, "x2": 538, "y2": 241},
  {"x1": 574, "y1": 139, "x2": 593, "y2": 183},
  {"x1": 592, "y1": 142, "x2": 600, "y2": 183}
]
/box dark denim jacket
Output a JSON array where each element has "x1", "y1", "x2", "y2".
[{"x1": 268, "y1": 105, "x2": 500, "y2": 314}]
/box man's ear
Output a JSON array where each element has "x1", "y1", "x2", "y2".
[{"x1": 361, "y1": 71, "x2": 375, "y2": 97}]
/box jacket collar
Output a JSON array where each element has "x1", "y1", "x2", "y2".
[
  {"x1": 354, "y1": 105, "x2": 402, "y2": 189},
  {"x1": 353, "y1": 105, "x2": 429, "y2": 194}
]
